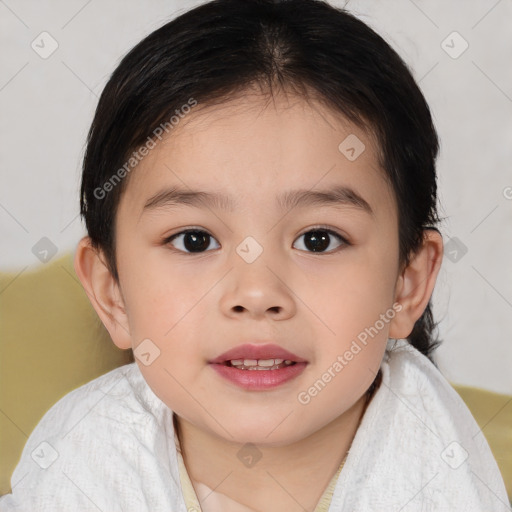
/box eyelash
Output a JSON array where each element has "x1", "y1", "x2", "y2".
[{"x1": 162, "y1": 226, "x2": 351, "y2": 255}]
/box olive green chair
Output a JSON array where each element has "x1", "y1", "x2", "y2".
[{"x1": 1, "y1": 253, "x2": 510, "y2": 500}]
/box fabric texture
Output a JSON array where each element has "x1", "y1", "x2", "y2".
[{"x1": 0, "y1": 340, "x2": 508, "y2": 511}]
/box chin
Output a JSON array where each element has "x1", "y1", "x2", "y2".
[{"x1": 215, "y1": 419, "x2": 311, "y2": 447}]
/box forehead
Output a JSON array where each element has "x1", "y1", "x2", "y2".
[{"x1": 118, "y1": 91, "x2": 395, "y2": 223}]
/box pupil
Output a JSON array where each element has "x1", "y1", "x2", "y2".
[
  {"x1": 305, "y1": 230, "x2": 329, "y2": 252},
  {"x1": 184, "y1": 231, "x2": 210, "y2": 252}
]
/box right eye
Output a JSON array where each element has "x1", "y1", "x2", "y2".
[{"x1": 163, "y1": 229, "x2": 220, "y2": 254}]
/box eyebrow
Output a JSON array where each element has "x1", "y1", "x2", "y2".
[{"x1": 142, "y1": 184, "x2": 374, "y2": 217}]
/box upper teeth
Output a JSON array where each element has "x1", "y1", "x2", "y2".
[{"x1": 230, "y1": 359, "x2": 292, "y2": 368}]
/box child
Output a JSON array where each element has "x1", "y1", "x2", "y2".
[{"x1": 1, "y1": 0, "x2": 508, "y2": 510}]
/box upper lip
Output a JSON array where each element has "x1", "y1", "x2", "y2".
[{"x1": 209, "y1": 343, "x2": 307, "y2": 364}]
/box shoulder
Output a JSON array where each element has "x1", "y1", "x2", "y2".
[
  {"x1": 381, "y1": 340, "x2": 492, "y2": 457},
  {"x1": 383, "y1": 340, "x2": 479, "y2": 424},
  {"x1": 341, "y1": 339, "x2": 509, "y2": 509},
  {"x1": 329, "y1": 340, "x2": 509, "y2": 510},
  {"x1": 0, "y1": 363, "x2": 181, "y2": 511},
  {"x1": 27, "y1": 362, "x2": 163, "y2": 439}
]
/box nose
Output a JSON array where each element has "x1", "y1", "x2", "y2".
[{"x1": 219, "y1": 253, "x2": 296, "y2": 321}]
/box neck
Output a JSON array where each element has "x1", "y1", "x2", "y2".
[{"x1": 174, "y1": 391, "x2": 372, "y2": 512}]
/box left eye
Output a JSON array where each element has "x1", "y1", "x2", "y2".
[
  {"x1": 292, "y1": 228, "x2": 348, "y2": 253},
  {"x1": 164, "y1": 228, "x2": 348, "y2": 254}
]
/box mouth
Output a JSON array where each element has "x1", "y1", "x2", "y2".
[
  {"x1": 222, "y1": 358, "x2": 296, "y2": 371},
  {"x1": 209, "y1": 342, "x2": 307, "y2": 367},
  {"x1": 208, "y1": 343, "x2": 307, "y2": 390}
]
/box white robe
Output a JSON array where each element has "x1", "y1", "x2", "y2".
[{"x1": 0, "y1": 340, "x2": 509, "y2": 511}]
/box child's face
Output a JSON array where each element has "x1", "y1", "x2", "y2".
[{"x1": 110, "y1": 91, "x2": 403, "y2": 445}]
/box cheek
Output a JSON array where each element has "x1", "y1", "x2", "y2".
[
  {"x1": 297, "y1": 338, "x2": 386, "y2": 431},
  {"x1": 299, "y1": 273, "x2": 392, "y2": 413},
  {"x1": 124, "y1": 264, "x2": 210, "y2": 414},
  {"x1": 305, "y1": 248, "x2": 396, "y2": 391},
  {"x1": 316, "y1": 251, "x2": 397, "y2": 334},
  {"x1": 121, "y1": 259, "x2": 220, "y2": 385},
  {"x1": 119, "y1": 246, "x2": 207, "y2": 337}
]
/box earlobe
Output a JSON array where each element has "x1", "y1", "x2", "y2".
[
  {"x1": 389, "y1": 230, "x2": 443, "y2": 340},
  {"x1": 73, "y1": 236, "x2": 132, "y2": 350}
]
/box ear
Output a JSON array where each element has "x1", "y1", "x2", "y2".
[
  {"x1": 73, "y1": 236, "x2": 132, "y2": 350},
  {"x1": 389, "y1": 229, "x2": 443, "y2": 339}
]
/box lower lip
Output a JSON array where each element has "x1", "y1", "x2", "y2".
[{"x1": 210, "y1": 362, "x2": 307, "y2": 390}]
